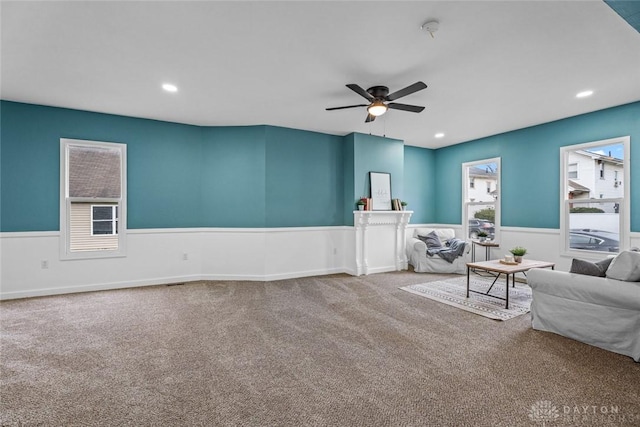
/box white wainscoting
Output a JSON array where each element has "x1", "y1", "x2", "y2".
[
  {"x1": 0, "y1": 227, "x2": 349, "y2": 300},
  {"x1": 2, "y1": 226, "x2": 638, "y2": 300},
  {"x1": 406, "y1": 225, "x2": 640, "y2": 272}
]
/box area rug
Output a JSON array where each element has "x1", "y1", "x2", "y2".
[{"x1": 400, "y1": 275, "x2": 532, "y2": 321}]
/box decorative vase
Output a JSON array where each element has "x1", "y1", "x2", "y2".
[
  {"x1": 357, "y1": 205, "x2": 364, "y2": 211},
  {"x1": 479, "y1": 236, "x2": 486, "y2": 242},
  {"x1": 514, "y1": 255, "x2": 523, "y2": 263}
]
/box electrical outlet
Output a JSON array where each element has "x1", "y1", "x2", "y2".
[
  {"x1": 41, "y1": 260, "x2": 49, "y2": 269},
  {"x1": 182, "y1": 253, "x2": 188, "y2": 261}
]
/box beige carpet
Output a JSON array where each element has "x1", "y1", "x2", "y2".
[
  {"x1": 401, "y1": 275, "x2": 532, "y2": 320},
  {"x1": 2, "y1": 271, "x2": 639, "y2": 426}
]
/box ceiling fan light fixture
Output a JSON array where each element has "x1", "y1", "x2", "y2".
[{"x1": 367, "y1": 100, "x2": 388, "y2": 116}]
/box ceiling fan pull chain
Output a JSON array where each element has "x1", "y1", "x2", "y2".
[{"x1": 383, "y1": 114, "x2": 387, "y2": 138}]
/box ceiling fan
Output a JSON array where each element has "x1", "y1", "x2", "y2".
[{"x1": 326, "y1": 81, "x2": 427, "y2": 122}]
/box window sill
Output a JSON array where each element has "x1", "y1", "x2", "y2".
[{"x1": 60, "y1": 250, "x2": 126, "y2": 261}]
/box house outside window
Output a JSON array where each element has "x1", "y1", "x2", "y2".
[
  {"x1": 463, "y1": 158, "x2": 500, "y2": 240},
  {"x1": 60, "y1": 139, "x2": 127, "y2": 259},
  {"x1": 560, "y1": 137, "x2": 629, "y2": 256},
  {"x1": 568, "y1": 163, "x2": 578, "y2": 179}
]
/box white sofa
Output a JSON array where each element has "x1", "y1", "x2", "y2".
[
  {"x1": 528, "y1": 268, "x2": 640, "y2": 362},
  {"x1": 406, "y1": 227, "x2": 470, "y2": 274}
]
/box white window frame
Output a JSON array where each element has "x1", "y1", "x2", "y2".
[
  {"x1": 560, "y1": 136, "x2": 630, "y2": 258},
  {"x1": 462, "y1": 157, "x2": 501, "y2": 241},
  {"x1": 60, "y1": 138, "x2": 127, "y2": 260},
  {"x1": 91, "y1": 205, "x2": 118, "y2": 236}
]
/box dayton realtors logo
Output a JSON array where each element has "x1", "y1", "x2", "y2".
[
  {"x1": 528, "y1": 400, "x2": 639, "y2": 425},
  {"x1": 528, "y1": 400, "x2": 560, "y2": 426}
]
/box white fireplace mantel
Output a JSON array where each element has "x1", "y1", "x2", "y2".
[{"x1": 353, "y1": 210, "x2": 413, "y2": 275}]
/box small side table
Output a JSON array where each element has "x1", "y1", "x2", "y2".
[{"x1": 471, "y1": 240, "x2": 500, "y2": 262}]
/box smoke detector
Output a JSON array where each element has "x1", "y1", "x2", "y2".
[{"x1": 421, "y1": 20, "x2": 439, "y2": 38}]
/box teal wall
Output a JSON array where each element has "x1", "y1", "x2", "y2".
[
  {"x1": 0, "y1": 102, "x2": 357, "y2": 231},
  {"x1": 353, "y1": 133, "x2": 404, "y2": 201},
  {"x1": 342, "y1": 133, "x2": 356, "y2": 225},
  {"x1": 342, "y1": 133, "x2": 406, "y2": 226},
  {"x1": 264, "y1": 126, "x2": 344, "y2": 227},
  {"x1": 434, "y1": 101, "x2": 640, "y2": 231},
  {"x1": 404, "y1": 145, "x2": 435, "y2": 224},
  {"x1": 0, "y1": 101, "x2": 203, "y2": 231},
  {"x1": 3, "y1": 100, "x2": 637, "y2": 233},
  {"x1": 201, "y1": 126, "x2": 267, "y2": 228}
]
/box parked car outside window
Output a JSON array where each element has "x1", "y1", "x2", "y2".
[
  {"x1": 569, "y1": 229, "x2": 619, "y2": 252},
  {"x1": 469, "y1": 219, "x2": 495, "y2": 239}
]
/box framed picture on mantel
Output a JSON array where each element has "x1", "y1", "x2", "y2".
[{"x1": 369, "y1": 172, "x2": 392, "y2": 210}]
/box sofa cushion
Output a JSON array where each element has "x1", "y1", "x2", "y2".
[
  {"x1": 606, "y1": 251, "x2": 640, "y2": 281},
  {"x1": 417, "y1": 231, "x2": 443, "y2": 249},
  {"x1": 570, "y1": 257, "x2": 613, "y2": 277}
]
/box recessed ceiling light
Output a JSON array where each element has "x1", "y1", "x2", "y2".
[
  {"x1": 162, "y1": 83, "x2": 178, "y2": 93},
  {"x1": 435, "y1": 133, "x2": 445, "y2": 138},
  {"x1": 576, "y1": 90, "x2": 593, "y2": 98}
]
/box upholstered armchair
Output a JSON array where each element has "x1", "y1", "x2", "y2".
[{"x1": 406, "y1": 227, "x2": 470, "y2": 274}]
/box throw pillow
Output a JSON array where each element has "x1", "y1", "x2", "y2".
[
  {"x1": 570, "y1": 258, "x2": 613, "y2": 277},
  {"x1": 417, "y1": 231, "x2": 442, "y2": 249},
  {"x1": 606, "y1": 251, "x2": 640, "y2": 281}
]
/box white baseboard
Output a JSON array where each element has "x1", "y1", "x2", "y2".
[
  {"x1": 201, "y1": 267, "x2": 346, "y2": 282},
  {"x1": 1, "y1": 266, "x2": 349, "y2": 300},
  {"x1": 0, "y1": 274, "x2": 203, "y2": 300},
  {"x1": 364, "y1": 265, "x2": 399, "y2": 275}
]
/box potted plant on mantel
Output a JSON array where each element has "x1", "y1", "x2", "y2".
[
  {"x1": 400, "y1": 201, "x2": 408, "y2": 210},
  {"x1": 356, "y1": 197, "x2": 366, "y2": 211},
  {"x1": 477, "y1": 230, "x2": 488, "y2": 242},
  {"x1": 510, "y1": 246, "x2": 527, "y2": 263}
]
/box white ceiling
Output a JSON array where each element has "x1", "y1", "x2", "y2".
[{"x1": 2, "y1": 1, "x2": 639, "y2": 149}]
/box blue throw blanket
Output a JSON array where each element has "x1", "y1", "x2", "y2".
[{"x1": 427, "y1": 238, "x2": 466, "y2": 263}]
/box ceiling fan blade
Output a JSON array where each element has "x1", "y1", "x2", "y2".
[
  {"x1": 386, "y1": 81, "x2": 427, "y2": 101},
  {"x1": 387, "y1": 103, "x2": 425, "y2": 113},
  {"x1": 326, "y1": 104, "x2": 368, "y2": 111},
  {"x1": 347, "y1": 84, "x2": 374, "y2": 101},
  {"x1": 365, "y1": 113, "x2": 376, "y2": 123}
]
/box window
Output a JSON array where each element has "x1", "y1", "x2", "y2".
[
  {"x1": 92, "y1": 205, "x2": 118, "y2": 235},
  {"x1": 560, "y1": 136, "x2": 629, "y2": 256},
  {"x1": 60, "y1": 139, "x2": 126, "y2": 259},
  {"x1": 463, "y1": 158, "x2": 500, "y2": 240},
  {"x1": 568, "y1": 163, "x2": 578, "y2": 179},
  {"x1": 599, "y1": 162, "x2": 605, "y2": 179}
]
